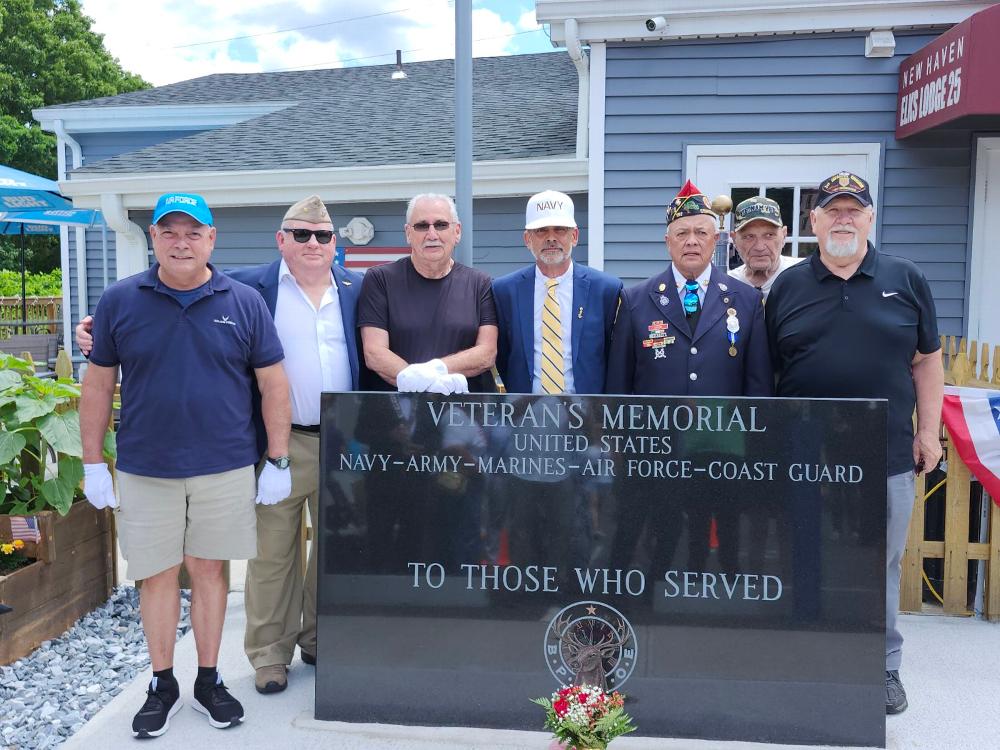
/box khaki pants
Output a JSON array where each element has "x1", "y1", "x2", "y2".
[{"x1": 244, "y1": 430, "x2": 319, "y2": 669}]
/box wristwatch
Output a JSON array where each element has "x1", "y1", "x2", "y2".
[{"x1": 267, "y1": 455, "x2": 290, "y2": 470}]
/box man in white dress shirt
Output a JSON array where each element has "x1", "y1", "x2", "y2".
[{"x1": 230, "y1": 196, "x2": 362, "y2": 694}]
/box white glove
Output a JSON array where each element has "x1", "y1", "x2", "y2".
[
  {"x1": 426, "y1": 373, "x2": 469, "y2": 395},
  {"x1": 396, "y1": 359, "x2": 448, "y2": 392},
  {"x1": 256, "y1": 461, "x2": 291, "y2": 505},
  {"x1": 83, "y1": 463, "x2": 117, "y2": 509}
]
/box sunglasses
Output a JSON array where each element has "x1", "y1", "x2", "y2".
[
  {"x1": 410, "y1": 220, "x2": 453, "y2": 232},
  {"x1": 282, "y1": 228, "x2": 334, "y2": 244}
]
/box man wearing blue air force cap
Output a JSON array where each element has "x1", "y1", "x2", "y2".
[
  {"x1": 152, "y1": 192, "x2": 215, "y2": 226},
  {"x1": 78, "y1": 192, "x2": 292, "y2": 738}
]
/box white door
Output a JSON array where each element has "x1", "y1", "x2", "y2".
[
  {"x1": 968, "y1": 137, "x2": 1000, "y2": 348},
  {"x1": 686, "y1": 143, "x2": 881, "y2": 258}
]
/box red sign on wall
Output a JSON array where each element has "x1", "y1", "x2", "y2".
[{"x1": 896, "y1": 3, "x2": 1000, "y2": 139}]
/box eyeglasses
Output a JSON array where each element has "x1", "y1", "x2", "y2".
[
  {"x1": 529, "y1": 226, "x2": 572, "y2": 237},
  {"x1": 282, "y1": 228, "x2": 334, "y2": 244},
  {"x1": 410, "y1": 220, "x2": 453, "y2": 232}
]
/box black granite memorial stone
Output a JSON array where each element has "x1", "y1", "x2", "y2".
[{"x1": 317, "y1": 394, "x2": 887, "y2": 747}]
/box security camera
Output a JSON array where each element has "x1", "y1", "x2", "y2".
[{"x1": 645, "y1": 16, "x2": 667, "y2": 32}]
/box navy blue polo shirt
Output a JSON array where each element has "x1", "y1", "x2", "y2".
[
  {"x1": 89, "y1": 264, "x2": 284, "y2": 478},
  {"x1": 766, "y1": 245, "x2": 939, "y2": 475}
]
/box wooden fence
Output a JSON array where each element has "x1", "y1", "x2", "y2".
[
  {"x1": 0, "y1": 296, "x2": 61, "y2": 335},
  {"x1": 900, "y1": 336, "x2": 1000, "y2": 620}
]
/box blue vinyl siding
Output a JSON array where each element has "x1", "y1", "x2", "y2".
[
  {"x1": 603, "y1": 32, "x2": 977, "y2": 335},
  {"x1": 73, "y1": 195, "x2": 589, "y2": 344}
]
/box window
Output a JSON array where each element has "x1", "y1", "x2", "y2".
[{"x1": 686, "y1": 143, "x2": 881, "y2": 258}]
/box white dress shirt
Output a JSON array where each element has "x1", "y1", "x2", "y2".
[
  {"x1": 273, "y1": 260, "x2": 352, "y2": 425},
  {"x1": 671, "y1": 263, "x2": 712, "y2": 307},
  {"x1": 532, "y1": 262, "x2": 575, "y2": 394}
]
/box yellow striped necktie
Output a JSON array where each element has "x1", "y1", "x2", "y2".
[{"x1": 541, "y1": 277, "x2": 566, "y2": 394}]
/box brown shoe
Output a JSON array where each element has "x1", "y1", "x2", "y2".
[{"x1": 254, "y1": 665, "x2": 288, "y2": 694}]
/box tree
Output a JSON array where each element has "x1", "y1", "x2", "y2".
[
  {"x1": 0, "y1": 0, "x2": 148, "y2": 272},
  {"x1": 0, "y1": 0, "x2": 149, "y2": 177}
]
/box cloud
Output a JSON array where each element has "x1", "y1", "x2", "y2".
[{"x1": 80, "y1": 0, "x2": 546, "y2": 85}]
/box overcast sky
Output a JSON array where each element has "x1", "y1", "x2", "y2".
[{"x1": 80, "y1": 0, "x2": 555, "y2": 86}]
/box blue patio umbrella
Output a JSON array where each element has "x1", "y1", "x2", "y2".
[
  {"x1": 0, "y1": 165, "x2": 72, "y2": 212},
  {"x1": 0, "y1": 189, "x2": 104, "y2": 322}
]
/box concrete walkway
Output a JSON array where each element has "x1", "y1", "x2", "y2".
[{"x1": 62, "y1": 585, "x2": 998, "y2": 750}]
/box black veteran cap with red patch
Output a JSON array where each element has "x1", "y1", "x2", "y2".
[
  {"x1": 666, "y1": 180, "x2": 716, "y2": 224},
  {"x1": 817, "y1": 171, "x2": 873, "y2": 208}
]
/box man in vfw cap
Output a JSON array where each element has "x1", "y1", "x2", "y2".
[
  {"x1": 493, "y1": 190, "x2": 623, "y2": 395},
  {"x1": 604, "y1": 180, "x2": 772, "y2": 578},
  {"x1": 78, "y1": 192, "x2": 291, "y2": 737},
  {"x1": 766, "y1": 171, "x2": 943, "y2": 715},
  {"x1": 76, "y1": 195, "x2": 363, "y2": 697},
  {"x1": 606, "y1": 179, "x2": 772, "y2": 397},
  {"x1": 728, "y1": 196, "x2": 803, "y2": 300}
]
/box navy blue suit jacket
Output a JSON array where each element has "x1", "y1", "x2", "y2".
[
  {"x1": 605, "y1": 264, "x2": 772, "y2": 397},
  {"x1": 227, "y1": 259, "x2": 363, "y2": 454},
  {"x1": 493, "y1": 263, "x2": 623, "y2": 394}
]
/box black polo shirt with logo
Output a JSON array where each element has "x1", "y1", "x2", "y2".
[{"x1": 766, "y1": 244, "x2": 939, "y2": 475}]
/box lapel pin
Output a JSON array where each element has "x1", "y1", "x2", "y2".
[
  {"x1": 578, "y1": 306, "x2": 583, "y2": 319},
  {"x1": 659, "y1": 295, "x2": 669, "y2": 306},
  {"x1": 342, "y1": 280, "x2": 352, "y2": 286},
  {"x1": 723, "y1": 297, "x2": 730, "y2": 304},
  {"x1": 658, "y1": 282, "x2": 667, "y2": 292},
  {"x1": 718, "y1": 282, "x2": 728, "y2": 292}
]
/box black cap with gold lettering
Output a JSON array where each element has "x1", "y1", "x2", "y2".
[{"x1": 816, "y1": 171, "x2": 872, "y2": 208}]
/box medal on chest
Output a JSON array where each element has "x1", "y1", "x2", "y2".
[
  {"x1": 643, "y1": 320, "x2": 674, "y2": 359},
  {"x1": 726, "y1": 307, "x2": 739, "y2": 357}
]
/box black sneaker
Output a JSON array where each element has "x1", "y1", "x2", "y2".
[
  {"x1": 886, "y1": 670, "x2": 908, "y2": 714},
  {"x1": 132, "y1": 678, "x2": 182, "y2": 739},
  {"x1": 192, "y1": 674, "x2": 244, "y2": 729}
]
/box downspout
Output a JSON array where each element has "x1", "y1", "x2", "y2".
[
  {"x1": 565, "y1": 18, "x2": 589, "y2": 159},
  {"x1": 99, "y1": 193, "x2": 149, "y2": 281},
  {"x1": 52, "y1": 119, "x2": 81, "y2": 355}
]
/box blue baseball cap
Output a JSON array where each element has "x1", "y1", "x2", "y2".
[{"x1": 152, "y1": 193, "x2": 214, "y2": 226}]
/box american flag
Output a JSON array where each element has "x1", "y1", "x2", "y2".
[
  {"x1": 336, "y1": 246, "x2": 411, "y2": 271},
  {"x1": 10, "y1": 515, "x2": 40, "y2": 543}
]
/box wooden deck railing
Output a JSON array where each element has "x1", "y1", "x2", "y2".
[{"x1": 901, "y1": 336, "x2": 1000, "y2": 620}]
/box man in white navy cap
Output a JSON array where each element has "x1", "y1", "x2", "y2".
[{"x1": 493, "y1": 189, "x2": 623, "y2": 395}]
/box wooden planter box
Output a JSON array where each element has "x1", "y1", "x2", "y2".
[{"x1": 0, "y1": 502, "x2": 115, "y2": 665}]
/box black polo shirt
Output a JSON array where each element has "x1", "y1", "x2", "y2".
[{"x1": 766, "y1": 244, "x2": 939, "y2": 475}]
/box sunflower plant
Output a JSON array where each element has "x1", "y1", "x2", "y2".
[{"x1": 0, "y1": 354, "x2": 115, "y2": 516}]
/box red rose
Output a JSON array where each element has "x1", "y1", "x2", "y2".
[{"x1": 553, "y1": 698, "x2": 570, "y2": 716}]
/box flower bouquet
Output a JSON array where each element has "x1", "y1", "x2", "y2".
[{"x1": 532, "y1": 684, "x2": 636, "y2": 750}]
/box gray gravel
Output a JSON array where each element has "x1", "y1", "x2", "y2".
[{"x1": 0, "y1": 586, "x2": 191, "y2": 750}]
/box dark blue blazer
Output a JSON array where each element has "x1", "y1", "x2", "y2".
[
  {"x1": 605, "y1": 264, "x2": 773, "y2": 397},
  {"x1": 227, "y1": 259, "x2": 363, "y2": 453},
  {"x1": 493, "y1": 263, "x2": 623, "y2": 394}
]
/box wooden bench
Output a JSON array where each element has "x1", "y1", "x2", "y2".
[{"x1": 0, "y1": 333, "x2": 60, "y2": 373}]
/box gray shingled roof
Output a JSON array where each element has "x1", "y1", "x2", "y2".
[{"x1": 71, "y1": 53, "x2": 578, "y2": 174}]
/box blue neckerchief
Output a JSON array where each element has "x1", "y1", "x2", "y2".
[{"x1": 683, "y1": 280, "x2": 700, "y2": 316}]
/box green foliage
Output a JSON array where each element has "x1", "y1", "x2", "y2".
[
  {"x1": 532, "y1": 688, "x2": 637, "y2": 750},
  {"x1": 0, "y1": 269, "x2": 62, "y2": 296},
  {"x1": 0, "y1": 0, "x2": 149, "y2": 176},
  {"x1": 0, "y1": 353, "x2": 114, "y2": 516},
  {"x1": 0, "y1": 238, "x2": 61, "y2": 275}
]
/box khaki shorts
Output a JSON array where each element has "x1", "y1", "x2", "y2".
[{"x1": 116, "y1": 466, "x2": 257, "y2": 581}]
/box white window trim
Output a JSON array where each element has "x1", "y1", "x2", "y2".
[
  {"x1": 966, "y1": 136, "x2": 1000, "y2": 343},
  {"x1": 587, "y1": 43, "x2": 607, "y2": 271},
  {"x1": 685, "y1": 142, "x2": 882, "y2": 236}
]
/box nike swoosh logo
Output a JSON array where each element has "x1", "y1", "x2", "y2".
[{"x1": 882, "y1": 291, "x2": 899, "y2": 298}]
